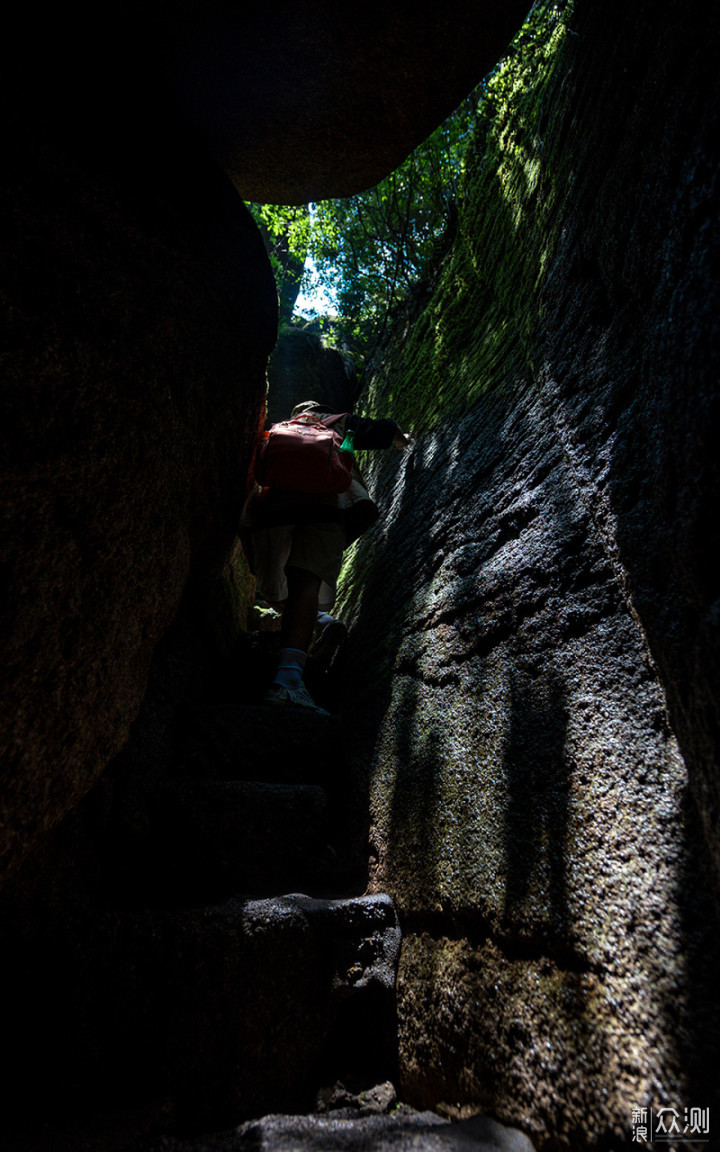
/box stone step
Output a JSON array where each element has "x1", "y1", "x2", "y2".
[
  {"x1": 151, "y1": 1109, "x2": 536, "y2": 1151},
  {"x1": 110, "y1": 779, "x2": 336, "y2": 902},
  {"x1": 164, "y1": 706, "x2": 372, "y2": 895},
  {"x1": 2, "y1": 893, "x2": 401, "y2": 1134},
  {"x1": 180, "y1": 703, "x2": 345, "y2": 786}
]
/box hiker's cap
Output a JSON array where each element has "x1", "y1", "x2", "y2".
[{"x1": 291, "y1": 400, "x2": 325, "y2": 417}]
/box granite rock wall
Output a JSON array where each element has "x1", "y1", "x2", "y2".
[
  {"x1": 0, "y1": 119, "x2": 276, "y2": 883},
  {"x1": 336, "y1": 0, "x2": 720, "y2": 1145}
]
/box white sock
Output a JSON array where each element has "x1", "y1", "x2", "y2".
[
  {"x1": 316, "y1": 612, "x2": 336, "y2": 629},
  {"x1": 273, "y1": 647, "x2": 307, "y2": 690}
]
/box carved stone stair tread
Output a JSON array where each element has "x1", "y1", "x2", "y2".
[
  {"x1": 182, "y1": 704, "x2": 344, "y2": 784},
  {"x1": 134, "y1": 780, "x2": 333, "y2": 901},
  {"x1": 3, "y1": 893, "x2": 401, "y2": 1133},
  {"x1": 155, "y1": 1109, "x2": 535, "y2": 1151}
]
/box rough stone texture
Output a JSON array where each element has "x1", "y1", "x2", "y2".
[
  {"x1": 0, "y1": 0, "x2": 529, "y2": 891},
  {"x1": 1, "y1": 891, "x2": 400, "y2": 1141},
  {"x1": 149, "y1": 1108, "x2": 535, "y2": 1151},
  {"x1": 5, "y1": 0, "x2": 719, "y2": 1147},
  {"x1": 1, "y1": 0, "x2": 538, "y2": 1146},
  {"x1": 336, "y1": 0, "x2": 720, "y2": 1146}
]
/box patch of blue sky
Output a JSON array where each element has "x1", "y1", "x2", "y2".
[{"x1": 294, "y1": 256, "x2": 339, "y2": 320}]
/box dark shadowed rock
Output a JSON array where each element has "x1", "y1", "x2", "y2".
[
  {"x1": 0, "y1": 659, "x2": 391, "y2": 1148},
  {"x1": 0, "y1": 121, "x2": 277, "y2": 885},
  {"x1": 0, "y1": 0, "x2": 530, "y2": 890},
  {"x1": 133, "y1": 779, "x2": 330, "y2": 902},
  {"x1": 3, "y1": 2, "x2": 529, "y2": 206},
  {"x1": 163, "y1": 2, "x2": 533, "y2": 203},
  {"x1": 1, "y1": 892, "x2": 400, "y2": 1138},
  {"x1": 4, "y1": 0, "x2": 719, "y2": 1148},
  {"x1": 266, "y1": 327, "x2": 362, "y2": 425}
]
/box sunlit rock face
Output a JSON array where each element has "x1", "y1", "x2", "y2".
[
  {"x1": 338, "y1": 0, "x2": 720, "y2": 1144},
  {"x1": 0, "y1": 1, "x2": 527, "y2": 884}
]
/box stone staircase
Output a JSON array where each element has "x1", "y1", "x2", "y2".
[
  {"x1": 1, "y1": 631, "x2": 401, "y2": 1147},
  {"x1": 2, "y1": 625, "x2": 538, "y2": 1152}
]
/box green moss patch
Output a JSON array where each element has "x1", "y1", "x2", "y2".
[{"x1": 363, "y1": 4, "x2": 575, "y2": 435}]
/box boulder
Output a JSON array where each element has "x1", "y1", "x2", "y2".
[
  {"x1": 161, "y1": 1, "x2": 533, "y2": 203},
  {"x1": 1, "y1": 893, "x2": 401, "y2": 1133},
  {"x1": 3, "y1": 3, "x2": 529, "y2": 206},
  {"x1": 336, "y1": 0, "x2": 720, "y2": 1144},
  {"x1": 150, "y1": 1108, "x2": 536, "y2": 1151},
  {"x1": 0, "y1": 124, "x2": 277, "y2": 883},
  {"x1": 266, "y1": 327, "x2": 361, "y2": 424}
]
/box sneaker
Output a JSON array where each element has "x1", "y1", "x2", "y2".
[{"x1": 264, "y1": 681, "x2": 331, "y2": 716}]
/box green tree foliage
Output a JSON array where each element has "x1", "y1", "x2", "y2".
[
  {"x1": 307, "y1": 98, "x2": 476, "y2": 355},
  {"x1": 249, "y1": 1, "x2": 571, "y2": 360},
  {"x1": 247, "y1": 100, "x2": 475, "y2": 356},
  {"x1": 249, "y1": 203, "x2": 312, "y2": 325}
]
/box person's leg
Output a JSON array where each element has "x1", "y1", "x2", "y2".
[
  {"x1": 251, "y1": 525, "x2": 292, "y2": 606},
  {"x1": 268, "y1": 566, "x2": 322, "y2": 695},
  {"x1": 281, "y1": 565, "x2": 322, "y2": 653},
  {"x1": 264, "y1": 523, "x2": 343, "y2": 714}
]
